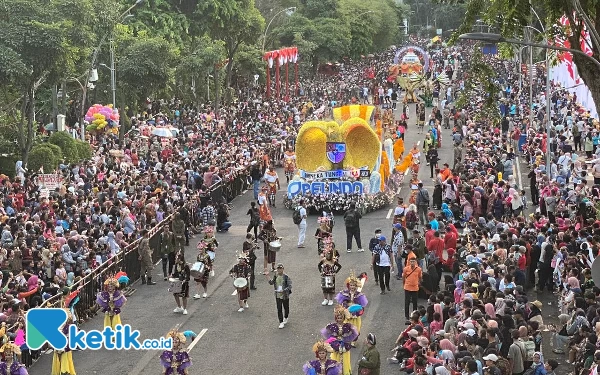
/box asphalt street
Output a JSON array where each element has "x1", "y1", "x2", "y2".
[{"x1": 29, "y1": 102, "x2": 456, "y2": 375}]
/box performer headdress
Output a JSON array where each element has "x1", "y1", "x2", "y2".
[
  {"x1": 197, "y1": 241, "x2": 208, "y2": 251},
  {"x1": 236, "y1": 251, "x2": 248, "y2": 262},
  {"x1": 334, "y1": 305, "x2": 350, "y2": 321},
  {"x1": 203, "y1": 226, "x2": 215, "y2": 235},
  {"x1": 312, "y1": 339, "x2": 333, "y2": 355},
  {"x1": 318, "y1": 216, "x2": 330, "y2": 224},
  {"x1": 166, "y1": 328, "x2": 186, "y2": 344},
  {"x1": 0, "y1": 342, "x2": 21, "y2": 357},
  {"x1": 345, "y1": 269, "x2": 360, "y2": 288},
  {"x1": 104, "y1": 276, "x2": 119, "y2": 289}
]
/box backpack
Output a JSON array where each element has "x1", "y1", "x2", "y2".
[
  {"x1": 495, "y1": 356, "x2": 511, "y2": 375},
  {"x1": 292, "y1": 208, "x2": 302, "y2": 225}
]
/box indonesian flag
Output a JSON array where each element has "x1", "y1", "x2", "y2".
[{"x1": 555, "y1": 14, "x2": 594, "y2": 83}]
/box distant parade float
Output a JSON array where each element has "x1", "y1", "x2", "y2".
[{"x1": 284, "y1": 105, "x2": 412, "y2": 213}]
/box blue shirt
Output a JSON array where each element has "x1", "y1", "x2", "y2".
[
  {"x1": 183, "y1": 331, "x2": 196, "y2": 341},
  {"x1": 429, "y1": 219, "x2": 439, "y2": 231}
]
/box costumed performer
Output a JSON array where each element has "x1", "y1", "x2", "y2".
[
  {"x1": 257, "y1": 187, "x2": 273, "y2": 223},
  {"x1": 258, "y1": 220, "x2": 278, "y2": 274},
  {"x1": 171, "y1": 253, "x2": 190, "y2": 315},
  {"x1": 202, "y1": 226, "x2": 218, "y2": 259},
  {"x1": 96, "y1": 276, "x2": 127, "y2": 329},
  {"x1": 51, "y1": 309, "x2": 76, "y2": 375},
  {"x1": 315, "y1": 217, "x2": 332, "y2": 256},
  {"x1": 321, "y1": 306, "x2": 358, "y2": 375},
  {"x1": 336, "y1": 271, "x2": 368, "y2": 345},
  {"x1": 160, "y1": 328, "x2": 192, "y2": 375},
  {"x1": 263, "y1": 166, "x2": 281, "y2": 207},
  {"x1": 0, "y1": 342, "x2": 28, "y2": 375},
  {"x1": 229, "y1": 254, "x2": 251, "y2": 312},
  {"x1": 318, "y1": 251, "x2": 342, "y2": 306},
  {"x1": 283, "y1": 147, "x2": 297, "y2": 183},
  {"x1": 302, "y1": 340, "x2": 342, "y2": 375},
  {"x1": 193, "y1": 242, "x2": 212, "y2": 299}
]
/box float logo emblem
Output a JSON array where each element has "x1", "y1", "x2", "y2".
[{"x1": 26, "y1": 308, "x2": 69, "y2": 350}]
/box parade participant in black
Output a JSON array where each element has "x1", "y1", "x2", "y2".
[
  {"x1": 318, "y1": 250, "x2": 342, "y2": 306},
  {"x1": 230, "y1": 254, "x2": 251, "y2": 312},
  {"x1": 192, "y1": 242, "x2": 212, "y2": 299},
  {"x1": 268, "y1": 263, "x2": 292, "y2": 329},
  {"x1": 242, "y1": 233, "x2": 259, "y2": 290},
  {"x1": 171, "y1": 252, "x2": 190, "y2": 315},
  {"x1": 159, "y1": 225, "x2": 176, "y2": 281},
  {"x1": 258, "y1": 220, "x2": 278, "y2": 274}
]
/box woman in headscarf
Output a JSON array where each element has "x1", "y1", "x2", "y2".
[
  {"x1": 15, "y1": 161, "x2": 26, "y2": 184},
  {"x1": 106, "y1": 232, "x2": 120, "y2": 257},
  {"x1": 454, "y1": 280, "x2": 464, "y2": 304},
  {"x1": 484, "y1": 303, "x2": 496, "y2": 319}
]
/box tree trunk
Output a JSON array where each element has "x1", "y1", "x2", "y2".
[
  {"x1": 19, "y1": 88, "x2": 35, "y2": 165},
  {"x1": 572, "y1": 54, "x2": 600, "y2": 119}
]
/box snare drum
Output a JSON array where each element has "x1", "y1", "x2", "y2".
[
  {"x1": 233, "y1": 277, "x2": 248, "y2": 290},
  {"x1": 168, "y1": 278, "x2": 183, "y2": 293},
  {"x1": 269, "y1": 240, "x2": 281, "y2": 252},
  {"x1": 207, "y1": 250, "x2": 216, "y2": 260},
  {"x1": 190, "y1": 262, "x2": 205, "y2": 278},
  {"x1": 321, "y1": 275, "x2": 335, "y2": 289}
]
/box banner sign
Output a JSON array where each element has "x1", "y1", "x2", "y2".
[
  {"x1": 300, "y1": 169, "x2": 370, "y2": 180},
  {"x1": 37, "y1": 174, "x2": 62, "y2": 190},
  {"x1": 287, "y1": 181, "x2": 364, "y2": 198}
]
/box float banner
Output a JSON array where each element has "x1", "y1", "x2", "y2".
[
  {"x1": 288, "y1": 181, "x2": 364, "y2": 198},
  {"x1": 300, "y1": 169, "x2": 370, "y2": 180}
]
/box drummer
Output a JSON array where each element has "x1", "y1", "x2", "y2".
[
  {"x1": 171, "y1": 252, "x2": 191, "y2": 315},
  {"x1": 242, "y1": 233, "x2": 259, "y2": 290},
  {"x1": 258, "y1": 220, "x2": 278, "y2": 274},
  {"x1": 229, "y1": 255, "x2": 251, "y2": 312},
  {"x1": 317, "y1": 250, "x2": 342, "y2": 306},
  {"x1": 193, "y1": 242, "x2": 212, "y2": 299}
]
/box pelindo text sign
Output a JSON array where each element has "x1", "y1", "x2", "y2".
[
  {"x1": 287, "y1": 181, "x2": 364, "y2": 198},
  {"x1": 300, "y1": 169, "x2": 370, "y2": 180}
]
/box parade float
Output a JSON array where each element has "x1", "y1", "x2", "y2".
[{"x1": 284, "y1": 105, "x2": 413, "y2": 213}]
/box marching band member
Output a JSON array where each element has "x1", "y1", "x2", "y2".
[
  {"x1": 229, "y1": 254, "x2": 251, "y2": 312},
  {"x1": 96, "y1": 276, "x2": 127, "y2": 329},
  {"x1": 283, "y1": 147, "x2": 297, "y2": 183},
  {"x1": 321, "y1": 306, "x2": 358, "y2": 375},
  {"x1": 160, "y1": 328, "x2": 192, "y2": 375},
  {"x1": 302, "y1": 340, "x2": 342, "y2": 375},
  {"x1": 315, "y1": 217, "x2": 332, "y2": 256},
  {"x1": 263, "y1": 166, "x2": 281, "y2": 207},
  {"x1": 193, "y1": 242, "x2": 212, "y2": 299},
  {"x1": 202, "y1": 226, "x2": 219, "y2": 253},
  {"x1": 318, "y1": 251, "x2": 342, "y2": 306},
  {"x1": 257, "y1": 187, "x2": 272, "y2": 223},
  {"x1": 336, "y1": 272, "x2": 368, "y2": 346},
  {"x1": 242, "y1": 233, "x2": 259, "y2": 290},
  {"x1": 0, "y1": 342, "x2": 28, "y2": 375},
  {"x1": 258, "y1": 220, "x2": 278, "y2": 274},
  {"x1": 171, "y1": 253, "x2": 190, "y2": 315},
  {"x1": 51, "y1": 309, "x2": 76, "y2": 375}
]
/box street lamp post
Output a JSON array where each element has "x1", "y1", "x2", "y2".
[
  {"x1": 79, "y1": 0, "x2": 143, "y2": 140},
  {"x1": 261, "y1": 7, "x2": 296, "y2": 53},
  {"x1": 459, "y1": 32, "x2": 600, "y2": 170}
]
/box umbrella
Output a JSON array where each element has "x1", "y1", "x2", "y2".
[{"x1": 151, "y1": 128, "x2": 174, "y2": 138}]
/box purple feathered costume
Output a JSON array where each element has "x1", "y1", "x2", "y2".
[
  {"x1": 321, "y1": 323, "x2": 358, "y2": 352},
  {"x1": 160, "y1": 349, "x2": 192, "y2": 375},
  {"x1": 335, "y1": 290, "x2": 368, "y2": 315},
  {"x1": 303, "y1": 359, "x2": 341, "y2": 375},
  {"x1": 0, "y1": 362, "x2": 27, "y2": 375}
]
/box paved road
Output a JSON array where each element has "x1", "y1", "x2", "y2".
[{"x1": 29, "y1": 102, "x2": 456, "y2": 375}]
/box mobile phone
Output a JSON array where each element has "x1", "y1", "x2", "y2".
[{"x1": 445, "y1": 359, "x2": 449, "y2": 365}]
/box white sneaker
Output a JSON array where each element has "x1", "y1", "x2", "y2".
[
  {"x1": 238, "y1": 307, "x2": 244, "y2": 312},
  {"x1": 283, "y1": 317, "x2": 288, "y2": 324},
  {"x1": 322, "y1": 299, "x2": 328, "y2": 305},
  {"x1": 182, "y1": 309, "x2": 188, "y2": 315},
  {"x1": 358, "y1": 248, "x2": 365, "y2": 252},
  {"x1": 278, "y1": 323, "x2": 285, "y2": 329},
  {"x1": 173, "y1": 307, "x2": 183, "y2": 313},
  {"x1": 347, "y1": 249, "x2": 352, "y2": 253},
  {"x1": 244, "y1": 303, "x2": 249, "y2": 309},
  {"x1": 193, "y1": 294, "x2": 201, "y2": 299},
  {"x1": 328, "y1": 300, "x2": 334, "y2": 306},
  {"x1": 202, "y1": 293, "x2": 208, "y2": 298}
]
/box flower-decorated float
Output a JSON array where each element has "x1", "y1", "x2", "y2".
[{"x1": 284, "y1": 105, "x2": 412, "y2": 214}]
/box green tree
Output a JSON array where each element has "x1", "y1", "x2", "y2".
[
  {"x1": 28, "y1": 144, "x2": 62, "y2": 173},
  {"x1": 303, "y1": 0, "x2": 339, "y2": 19},
  {"x1": 198, "y1": 0, "x2": 265, "y2": 99},
  {"x1": 445, "y1": 0, "x2": 600, "y2": 118},
  {"x1": 48, "y1": 131, "x2": 78, "y2": 163},
  {"x1": 0, "y1": 0, "x2": 97, "y2": 163}
]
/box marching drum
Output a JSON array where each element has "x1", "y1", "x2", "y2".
[
  {"x1": 190, "y1": 262, "x2": 205, "y2": 278},
  {"x1": 269, "y1": 240, "x2": 282, "y2": 252},
  {"x1": 321, "y1": 275, "x2": 335, "y2": 289},
  {"x1": 168, "y1": 278, "x2": 183, "y2": 293},
  {"x1": 233, "y1": 277, "x2": 248, "y2": 291},
  {"x1": 207, "y1": 250, "x2": 216, "y2": 260}
]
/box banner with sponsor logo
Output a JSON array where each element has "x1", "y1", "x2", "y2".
[
  {"x1": 299, "y1": 168, "x2": 370, "y2": 180},
  {"x1": 37, "y1": 174, "x2": 63, "y2": 190}
]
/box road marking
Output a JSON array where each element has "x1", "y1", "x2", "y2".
[
  {"x1": 232, "y1": 289, "x2": 238, "y2": 296},
  {"x1": 386, "y1": 209, "x2": 393, "y2": 219},
  {"x1": 417, "y1": 140, "x2": 420, "y2": 146},
  {"x1": 186, "y1": 328, "x2": 207, "y2": 352}
]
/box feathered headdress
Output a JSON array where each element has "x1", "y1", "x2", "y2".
[
  {"x1": 166, "y1": 328, "x2": 186, "y2": 344},
  {"x1": 334, "y1": 305, "x2": 350, "y2": 321},
  {"x1": 318, "y1": 216, "x2": 330, "y2": 224},
  {"x1": 197, "y1": 241, "x2": 208, "y2": 251},
  {"x1": 0, "y1": 342, "x2": 21, "y2": 357},
  {"x1": 203, "y1": 226, "x2": 215, "y2": 235},
  {"x1": 345, "y1": 269, "x2": 360, "y2": 288},
  {"x1": 104, "y1": 276, "x2": 119, "y2": 289},
  {"x1": 235, "y1": 251, "x2": 248, "y2": 262},
  {"x1": 312, "y1": 339, "x2": 333, "y2": 354}
]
